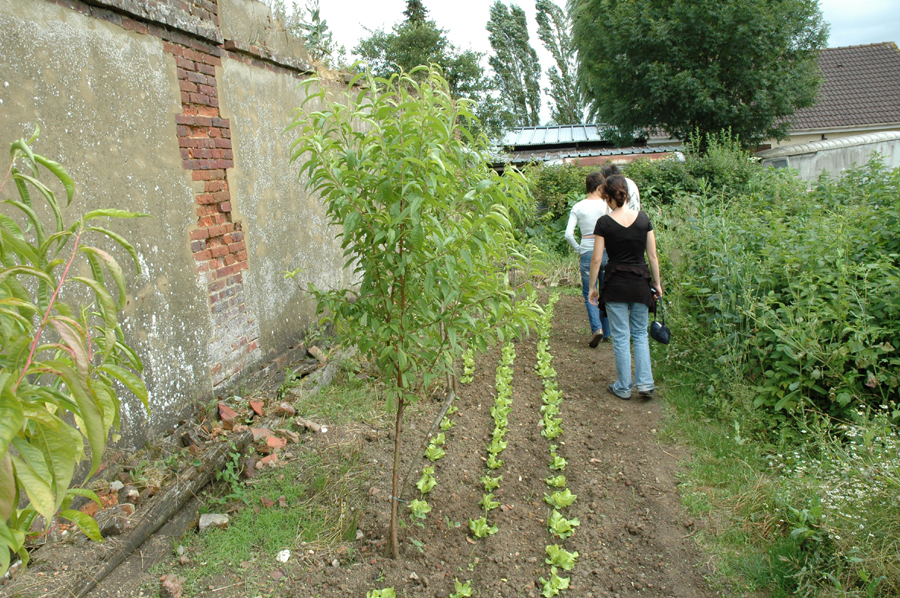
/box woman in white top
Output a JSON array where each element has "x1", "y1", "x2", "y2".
[{"x1": 565, "y1": 171, "x2": 611, "y2": 347}]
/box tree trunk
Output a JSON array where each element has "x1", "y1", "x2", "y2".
[{"x1": 390, "y1": 395, "x2": 406, "y2": 559}]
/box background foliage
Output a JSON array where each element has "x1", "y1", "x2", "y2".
[{"x1": 641, "y1": 138, "x2": 899, "y2": 595}]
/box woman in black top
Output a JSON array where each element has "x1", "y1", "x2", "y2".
[{"x1": 587, "y1": 175, "x2": 663, "y2": 400}]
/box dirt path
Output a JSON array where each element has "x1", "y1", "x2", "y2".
[
  {"x1": 5, "y1": 293, "x2": 714, "y2": 598},
  {"x1": 287, "y1": 292, "x2": 714, "y2": 598}
]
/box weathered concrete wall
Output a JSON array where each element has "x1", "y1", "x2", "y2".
[
  {"x1": 758, "y1": 132, "x2": 900, "y2": 181},
  {"x1": 0, "y1": 0, "x2": 214, "y2": 445},
  {"x1": 219, "y1": 62, "x2": 349, "y2": 361},
  {"x1": 0, "y1": 0, "x2": 347, "y2": 446}
]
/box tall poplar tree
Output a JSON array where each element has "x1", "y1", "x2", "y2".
[
  {"x1": 403, "y1": 0, "x2": 428, "y2": 24},
  {"x1": 535, "y1": 0, "x2": 584, "y2": 125},
  {"x1": 486, "y1": 1, "x2": 542, "y2": 128}
]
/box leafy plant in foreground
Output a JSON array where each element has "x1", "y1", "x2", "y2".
[
  {"x1": 367, "y1": 588, "x2": 396, "y2": 598},
  {"x1": 0, "y1": 131, "x2": 149, "y2": 575},
  {"x1": 481, "y1": 474, "x2": 502, "y2": 492},
  {"x1": 290, "y1": 65, "x2": 540, "y2": 557},
  {"x1": 480, "y1": 493, "x2": 500, "y2": 511},
  {"x1": 545, "y1": 475, "x2": 566, "y2": 488},
  {"x1": 424, "y1": 445, "x2": 446, "y2": 462},
  {"x1": 416, "y1": 466, "x2": 436, "y2": 495}
]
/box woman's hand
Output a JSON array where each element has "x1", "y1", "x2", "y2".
[
  {"x1": 588, "y1": 288, "x2": 599, "y2": 305},
  {"x1": 651, "y1": 284, "x2": 663, "y2": 299}
]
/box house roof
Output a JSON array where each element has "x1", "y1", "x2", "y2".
[
  {"x1": 791, "y1": 42, "x2": 900, "y2": 132},
  {"x1": 500, "y1": 124, "x2": 607, "y2": 148},
  {"x1": 498, "y1": 145, "x2": 682, "y2": 166}
]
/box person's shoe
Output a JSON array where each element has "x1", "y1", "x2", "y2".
[
  {"x1": 589, "y1": 330, "x2": 604, "y2": 348},
  {"x1": 607, "y1": 383, "x2": 631, "y2": 400},
  {"x1": 638, "y1": 388, "x2": 655, "y2": 399}
]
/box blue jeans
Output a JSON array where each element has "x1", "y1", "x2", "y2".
[
  {"x1": 605, "y1": 302, "x2": 654, "y2": 396},
  {"x1": 579, "y1": 250, "x2": 609, "y2": 337}
]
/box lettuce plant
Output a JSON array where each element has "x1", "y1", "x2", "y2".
[
  {"x1": 450, "y1": 579, "x2": 473, "y2": 598},
  {"x1": 545, "y1": 544, "x2": 579, "y2": 570},
  {"x1": 408, "y1": 499, "x2": 431, "y2": 520},
  {"x1": 539, "y1": 567, "x2": 570, "y2": 597},
  {"x1": 481, "y1": 474, "x2": 502, "y2": 491},
  {"x1": 549, "y1": 454, "x2": 567, "y2": 471},
  {"x1": 544, "y1": 489, "x2": 577, "y2": 509},
  {"x1": 367, "y1": 588, "x2": 396, "y2": 598},
  {"x1": 545, "y1": 474, "x2": 567, "y2": 488},
  {"x1": 416, "y1": 466, "x2": 436, "y2": 494},
  {"x1": 440, "y1": 417, "x2": 455, "y2": 431},
  {"x1": 468, "y1": 516, "x2": 498, "y2": 538},
  {"x1": 548, "y1": 509, "x2": 580, "y2": 539},
  {"x1": 480, "y1": 493, "x2": 500, "y2": 511},
  {"x1": 425, "y1": 444, "x2": 446, "y2": 461}
]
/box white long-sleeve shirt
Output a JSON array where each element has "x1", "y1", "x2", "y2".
[{"x1": 565, "y1": 198, "x2": 609, "y2": 255}]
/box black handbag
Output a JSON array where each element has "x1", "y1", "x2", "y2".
[{"x1": 650, "y1": 297, "x2": 671, "y2": 345}]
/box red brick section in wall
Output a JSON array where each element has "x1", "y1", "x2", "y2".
[{"x1": 163, "y1": 38, "x2": 261, "y2": 388}]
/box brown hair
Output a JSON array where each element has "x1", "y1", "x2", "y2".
[
  {"x1": 602, "y1": 175, "x2": 629, "y2": 208},
  {"x1": 600, "y1": 164, "x2": 622, "y2": 178},
  {"x1": 585, "y1": 171, "x2": 605, "y2": 195}
]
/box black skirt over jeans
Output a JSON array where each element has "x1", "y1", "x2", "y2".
[{"x1": 593, "y1": 212, "x2": 656, "y2": 316}]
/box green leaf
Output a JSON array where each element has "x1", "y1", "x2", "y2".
[
  {"x1": 9, "y1": 449, "x2": 55, "y2": 520},
  {"x1": 83, "y1": 209, "x2": 150, "y2": 221},
  {"x1": 59, "y1": 509, "x2": 103, "y2": 542},
  {"x1": 34, "y1": 154, "x2": 74, "y2": 207},
  {"x1": 0, "y1": 452, "x2": 15, "y2": 521}
]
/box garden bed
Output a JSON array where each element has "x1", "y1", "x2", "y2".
[{"x1": 8, "y1": 293, "x2": 714, "y2": 598}]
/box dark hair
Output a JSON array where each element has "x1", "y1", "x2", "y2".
[
  {"x1": 600, "y1": 164, "x2": 622, "y2": 178},
  {"x1": 602, "y1": 175, "x2": 629, "y2": 208},
  {"x1": 585, "y1": 171, "x2": 605, "y2": 195}
]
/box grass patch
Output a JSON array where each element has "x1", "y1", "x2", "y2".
[{"x1": 167, "y1": 362, "x2": 382, "y2": 597}]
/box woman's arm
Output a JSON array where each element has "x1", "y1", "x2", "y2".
[
  {"x1": 564, "y1": 209, "x2": 580, "y2": 251},
  {"x1": 588, "y1": 236, "x2": 605, "y2": 305},
  {"x1": 646, "y1": 230, "x2": 663, "y2": 297}
]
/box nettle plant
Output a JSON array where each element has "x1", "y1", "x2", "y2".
[
  {"x1": 289, "y1": 65, "x2": 541, "y2": 558},
  {"x1": 0, "y1": 131, "x2": 148, "y2": 575}
]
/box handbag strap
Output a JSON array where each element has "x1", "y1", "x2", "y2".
[{"x1": 654, "y1": 293, "x2": 665, "y2": 325}]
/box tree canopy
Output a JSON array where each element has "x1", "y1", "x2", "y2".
[
  {"x1": 354, "y1": 9, "x2": 503, "y2": 137},
  {"x1": 570, "y1": 0, "x2": 828, "y2": 146},
  {"x1": 486, "y1": 1, "x2": 542, "y2": 128},
  {"x1": 535, "y1": 0, "x2": 584, "y2": 125}
]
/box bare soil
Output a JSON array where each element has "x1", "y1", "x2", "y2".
[{"x1": 5, "y1": 293, "x2": 715, "y2": 598}]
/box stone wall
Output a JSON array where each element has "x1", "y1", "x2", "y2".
[{"x1": 0, "y1": 0, "x2": 350, "y2": 446}]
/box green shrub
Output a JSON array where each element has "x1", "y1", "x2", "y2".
[
  {"x1": 667, "y1": 157, "x2": 899, "y2": 422},
  {"x1": 0, "y1": 130, "x2": 148, "y2": 575},
  {"x1": 626, "y1": 130, "x2": 764, "y2": 204}
]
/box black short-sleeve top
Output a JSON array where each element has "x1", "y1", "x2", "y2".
[{"x1": 593, "y1": 211, "x2": 655, "y2": 308}]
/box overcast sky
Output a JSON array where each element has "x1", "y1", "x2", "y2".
[{"x1": 316, "y1": 0, "x2": 900, "y2": 123}]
